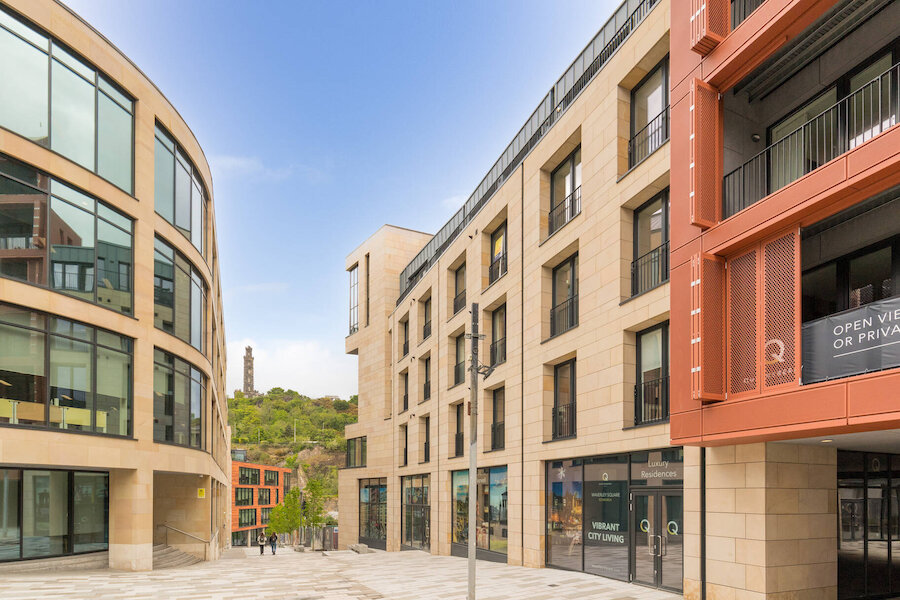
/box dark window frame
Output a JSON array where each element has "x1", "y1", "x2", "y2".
[
  {"x1": 631, "y1": 189, "x2": 670, "y2": 296},
  {"x1": 550, "y1": 146, "x2": 582, "y2": 213},
  {"x1": 235, "y1": 487, "x2": 253, "y2": 506},
  {"x1": 553, "y1": 359, "x2": 577, "y2": 440},
  {"x1": 635, "y1": 321, "x2": 670, "y2": 426},
  {"x1": 238, "y1": 467, "x2": 260, "y2": 486},
  {"x1": 629, "y1": 56, "x2": 670, "y2": 141}
]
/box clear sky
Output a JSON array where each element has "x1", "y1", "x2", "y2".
[{"x1": 64, "y1": 0, "x2": 619, "y2": 399}]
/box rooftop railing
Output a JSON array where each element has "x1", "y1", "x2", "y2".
[{"x1": 396, "y1": 0, "x2": 661, "y2": 304}]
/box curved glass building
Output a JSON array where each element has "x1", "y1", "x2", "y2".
[{"x1": 0, "y1": 0, "x2": 228, "y2": 570}]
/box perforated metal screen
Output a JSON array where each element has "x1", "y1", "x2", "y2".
[
  {"x1": 690, "y1": 0, "x2": 729, "y2": 55},
  {"x1": 763, "y1": 231, "x2": 800, "y2": 389},
  {"x1": 728, "y1": 249, "x2": 758, "y2": 395},
  {"x1": 690, "y1": 79, "x2": 721, "y2": 228},
  {"x1": 691, "y1": 253, "x2": 726, "y2": 402}
]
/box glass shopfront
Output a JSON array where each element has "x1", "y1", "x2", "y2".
[
  {"x1": 451, "y1": 466, "x2": 508, "y2": 561},
  {"x1": 0, "y1": 468, "x2": 107, "y2": 562},
  {"x1": 546, "y1": 448, "x2": 682, "y2": 592},
  {"x1": 359, "y1": 478, "x2": 387, "y2": 550},
  {"x1": 401, "y1": 474, "x2": 429, "y2": 550}
]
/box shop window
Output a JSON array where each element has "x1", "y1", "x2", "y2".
[{"x1": 451, "y1": 466, "x2": 508, "y2": 554}]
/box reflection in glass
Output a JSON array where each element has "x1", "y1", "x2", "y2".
[
  {"x1": 154, "y1": 125, "x2": 207, "y2": 256},
  {"x1": 49, "y1": 334, "x2": 93, "y2": 431},
  {"x1": 22, "y1": 470, "x2": 69, "y2": 558},
  {"x1": 174, "y1": 254, "x2": 191, "y2": 343},
  {"x1": 0, "y1": 24, "x2": 49, "y2": 144},
  {"x1": 96, "y1": 346, "x2": 130, "y2": 436},
  {"x1": 401, "y1": 474, "x2": 430, "y2": 550},
  {"x1": 50, "y1": 196, "x2": 95, "y2": 301},
  {"x1": 359, "y1": 478, "x2": 387, "y2": 548},
  {"x1": 0, "y1": 470, "x2": 20, "y2": 560},
  {"x1": 868, "y1": 454, "x2": 890, "y2": 596},
  {"x1": 154, "y1": 135, "x2": 175, "y2": 222},
  {"x1": 0, "y1": 319, "x2": 46, "y2": 426},
  {"x1": 0, "y1": 164, "x2": 48, "y2": 285},
  {"x1": 72, "y1": 472, "x2": 107, "y2": 553},
  {"x1": 583, "y1": 457, "x2": 629, "y2": 578},
  {"x1": 50, "y1": 60, "x2": 95, "y2": 170},
  {"x1": 547, "y1": 460, "x2": 583, "y2": 571},
  {"x1": 634, "y1": 68, "x2": 665, "y2": 134},
  {"x1": 175, "y1": 160, "x2": 191, "y2": 235},
  {"x1": 97, "y1": 220, "x2": 133, "y2": 315},
  {"x1": 153, "y1": 349, "x2": 205, "y2": 449},
  {"x1": 632, "y1": 493, "x2": 655, "y2": 586},
  {"x1": 849, "y1": 246, "x2": 892, "y2": 309},
  {"x1": 97, "y1": 92, "x2": 133, "y2": 193}
]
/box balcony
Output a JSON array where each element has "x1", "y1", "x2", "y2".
[
  {"x1": 548, "y1": 186, "x2": 582, "y2": 236},
  {"x1": 402, "y1": 445, "x2": 408, "y2": 467},
  {"x1": 488, "y1": 252, "x2": 507, "y2": 284},
  {"x1": 491, "y1": 421, "x2": 505, "y2": 450},
  {"x1": 402, "y1": 393, "x2": 409, "y2": 412},
  {"x1": 628, "y1": 106, "x2": 669, "y2": 169},
  {"x1": 0, "y1": 236, "x2": 34, "y2": 249},
  {"x1": 631, "y1": 241, "x2": 669, "y2": 296},
  {"x1": 453, "y1": 290, "x2": 466, "y2": 315},
  {"x1": 454, "y1": 431, "x2": 464, "y2": 457},
  {"x1": 423, "y1": 380, "x2": 431, "y2": 401},
  {"x1": 724, "y1": 60, "x2": 900, "y2": 219},
  {"x1": 423, "y1": 441, "x2": 430, "y2": 463},
  {"x1": 731, "y1": 0, "x2": 765, "y2": 29},
  {"x1": 402, "y1": 340, "x2": 409, "y2": 357},
  {"x1": 634, "y1": 376, "x2": 669, "y2": 426},
  {"x1": 348, "y1": 323, "x2": 358, "y2": 336},
  {"x1": 454, "y1": 360, "x2": 465, "y2": 386},
  {"x1": 489, "y1": 337, "x2": 506, "y2": 367},
  {"x1": 423, "y1": 320, "x2": 432, "y2": 340},
  {"x1": 550, "y1": 295, "x2": 578, "y2": 337},
  {"x1": 552, "y1": 401, "x2": 576, "y2": 440}
]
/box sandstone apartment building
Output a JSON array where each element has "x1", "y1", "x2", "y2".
[{"x1": 340, "y1": 0, "x2": 682, "y2": 593}]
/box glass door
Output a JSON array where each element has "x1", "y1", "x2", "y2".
[{"x1": 631, "y1": 490, "x2": 683, "y2": 592}]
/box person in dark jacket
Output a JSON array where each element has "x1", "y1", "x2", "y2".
[
  {"x1": 257, "y1": 532, "x2": 266, "y2": 555},
  {"x1": 268, "y1": 532, "x2": 278, "y2": 555}
]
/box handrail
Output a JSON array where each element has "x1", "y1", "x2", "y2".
[
  {"x1": 548, "y1": 186, "x2": 582, "y2": 235},
  {"x1": 160, "y1": 523, "x2": 210, "y2": 544},
  {"x1": 628, "y1": 106, "x2": 669, "y2": 168}
]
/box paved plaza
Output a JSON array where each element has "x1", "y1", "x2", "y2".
[{"x1": 0, "y1": 547, "x2": 681, "y2": 600}]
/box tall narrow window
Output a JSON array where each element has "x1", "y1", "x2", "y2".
[
  {"x1": 632, "y1": 191, "x2": 670, "y2": 296},
  {"x1": 364, "y1": 253, "x2": 370, "y2": 326},
  {"x1": 423, "y1": 297, "x2": 432, "y2": 340},
  {"x1": 423, "y1": 357, "x2": 431, "y2": 401},
  {"x1": 635, "y1": 323, "x2": 669, "y2": 425},
  {"x1": 154, "y1": 124, "x2": 207, "y2": 256},
  {"x1": 401, "y1": 372, "x2": 409, "y2": 412},
  {"x1": 553, "y1": 360, "x2": 576, "y2": 439},
  {"x1": 401, "y1": 424, "x2": 408, "y2": 466},
  {"x1": 401, "y1": 320, "x2": 409, "y2": 356},
  {"x1": 152, "y1": 348, "x2": 206, "y2": 449},
  {"x1": 489, "y1": 224, "x2": 507, "y2": 284},
  {"x1": 551, "y1": 255, "x2": 579, "y2": 336},
  {"x1": 153, "y1": 237, "x2": 207, "y2": 352},
  {"x1": 454, "y1": 403, "x2": 464, "y2": 457},
  {"x1": 490, "y1": 304, "x2": 506, "y2": 366},
  {"x1": 491, "y1": 387, "x2": 505, "y2": 450},
  {"x1": 423, "y1": 416, "x2": 430, "y2": 463},
  {"x1": 454, "y1": 334, "x2": 466, "y2": 385},
  {"x1": 630, "y1": 58, "x2": 669, "y2": 167},
  {"x1": 549, "y1": 148, "x2": 582, "y2": 235},
  {"x1": 453, "y1": 263, "x2": 466, "y2": 315},
  {"x1": 349, "y1": 265, "x2": 359, "y2": 335}
]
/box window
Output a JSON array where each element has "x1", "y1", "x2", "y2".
[
  {"x1": 454, "y1": 263, "x2": 466, "y2": 314},
  {"x1": 238, "y1": 508, "x2": 256, "y2": 528},
  {"x1": 235, "y1": 488, "x2": 253, "y2": 506},
  {"x1": 231, "y1": 530, "x2": 247, "y2": 547},
  {"x1": 551, "y1": 255, "x2": 579, "y2": 336},
  {"x1": 401, "y1": 474, "x2": 430, "y2": 550},
  {"x1": 346, "y1": 436, "x2": 367, "y2": 468},
  {"x1": 490, "y1": 305, "x2": 506, "y2": 366},
  {"x1": 423, "y1": 297, "x2": 432, "y2": 340},
  {"x1": 422, "y1": 416, "x2": 430, "y2": 463},
  {"x1": 401, "y1": 319, "x2": 409, "y2": 357},
  {"x1": 549, "y1": 148, "x2": 582, "y2": 235},
  {"x1": 365, "y1": 254, "x2": 370, "y2": 327},
  {"x1": 0, "y1": 6, "x2": 134, "y2": 191},
  {"x1": 632, "y1": 190, "x2": 670, "y2": 296},
  {"x1": 454, "y1": 403, "x2": 464, "y2": 457},
  {"x1": 153, "y1": 124, "x2": 207, "y2": 256},
  {"x1": 154, "y1": 237, "x2": 207, "y2": 352},
  {"x1": 0, "y1": 303, "x2": 132, "y2": 436},
  {"x1": 451, "y1": 466, "x2": 508, "y2": 554},
  {"x1": 553, "y1": 360, "x2": 576, "y2": 439},
  {"x1": 422, "y1": 358, "x2": 431, "y2": 401},
  {"x1": 0, "y1": 469, "x2": 109, "y2": 562},
  {"x1": 152, "y1": 348, "x2": 205, "y2": 449},
  {"x1": 629, "y1": 58, "x2": 669, "y2": 168},
  {"x1": 489, "y1": 223, "x2": 507, "y2": 284},
  {"x1": 401, "y1": 424, "x2": 408, "y2": 466},
  {"x1": 401, "y1": 372, "x2": 409, "y2": 411},
  {"x1": 264, "y1": 471, "x2": 279, "y2": 486},
  {"x1": 0, "y1": 155, "x2": 134, "y2": 315},
  {"x1": 260, "y1": 507, "x2": 272, "y2": 525},
  {"x1": 348, "y1": 265, "x2": 358, "y2": 335},
  {"x1": 454, "y1": 334, "x2": 466, "y2": 385},
  {"x1": 635, "y1": 323, "x2": 669, "y2": 425},
  {"x1": 258, "y1": 488, "x2": 271, "y2": 506},
  {"x1": 491, "y1": 388, "x2": 505, "y2": 450},
  {"x1": 359, "y1": 478, "x2": 387, "y2": 548},
  {"x1": 238, "y1": 467, "x2": 260, "y2": 486}
]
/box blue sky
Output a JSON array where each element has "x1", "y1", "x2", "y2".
[{"x1": 65, "y1": 0, "x2": 619, "y2": 399}]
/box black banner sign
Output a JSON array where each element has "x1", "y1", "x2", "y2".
[{"x1": 802, "y1": 296, "x2": 900, "y2": 384}]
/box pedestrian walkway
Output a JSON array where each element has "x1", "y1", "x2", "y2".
[{"x1": 0, "y1": 546, "x2": 681, "y2": 600}]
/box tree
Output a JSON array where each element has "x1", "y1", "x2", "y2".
[
  {"x1": 303, "y1": 474, "x2": 328, "y2": 549},
  {"x1": 266, "y1": 488, "x2": 303, "y2": 544}
]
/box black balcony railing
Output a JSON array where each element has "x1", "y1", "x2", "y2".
[
  {"x1": 548, "y1": 186, "x2": 582, "y2": 236},
  {"x1": 490, "y1": 337, "x2": 506, "y2": 366},
  {"x1": 349, "y1": 323, "x2": 358, "y2": 335},
  {"x1": 631, "y1": 241, "x2": 669, "y2": 296},
  {"x1": 552, "y1": 402, "x2": 576, "y2": 439},
  {"x1": 423, "y1": 380, "x2": 431, "y2": 401},
  {"x1": 731, "y1": 0, "x2": 765, "y2": 29},
  {"x1": 489, "y1": 253, "x2": 507, "y2": 284},
  {"x1": 402, "y1": 393, "x2": 409, "y2": 412},
  {"x1": 628, "y1": 106, "x2": 670, "y2": 168},
  {"x1": 491, "y1": 421, "x2": 505, "y2": 450},
  {"x1": 423, "y1": 320, "x2": 432, "y2": 340},
  {"x1": 454, "y1": 431, "x2": 464, "y2": 457},
  {"x1": 724, "y1": 60, "x2": 900, "y2": 219},
  {"x1": 635, "y1": 376, "x2": 669, "y2": 426},
  {"x1": 453, "y1": 290, "x2": 466, "y2": 315},
  {"x1": 550, "y1": 295, "x2": 579, "y2": 337},
  {"x1": 402, "y1": 445, "x2": 408, "y2": 467},
  {"x1": 423, "y1": 441, "x2": 430, "y2": 463},
  {"x1": 454, "y1": 360, "x2": 465, "y2": 386},
  {"x1": 402, "y1": 340, "x2": 409, "y2": 357}
]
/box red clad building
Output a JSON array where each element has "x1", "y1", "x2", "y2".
[
  {"x1": 230, "y1": 452, "x2": 290, "y2": 547},
  {"x1": 670, "y1": 0, "x2": 900, "y2": 598}
]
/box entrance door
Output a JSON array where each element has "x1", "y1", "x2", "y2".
[{"x1": 632, "y1": 490, "x2": 683, "y2": 592}]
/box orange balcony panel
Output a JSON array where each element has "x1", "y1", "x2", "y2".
[
  {"x1": 690, "y1": 78, "x2": 722, "y2": 229},
  {"x1": 690, "y1": 0, "x2": 729, "y2": 56},
  {"x1": 670, "y1": 261, "x2": 700, "y2": 415},
  {"x1": 690, "y1": 253, "x2": 726, "y2": 402},
  {"x1": 846, "y1": 124, "x2": 900, "y2": 182},
  {"x1": 848, "y1": 370, "x2": 900, "y2": 420},
  {"x1": 670, "y1": 409, "x2": 703, "y2": 443}
]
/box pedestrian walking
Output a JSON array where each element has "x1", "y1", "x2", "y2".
[
  {"x1": 257, "y1": 532, "x2": 266, "y2": 555},
  {"x1": 268, "y1": 532, "x2": 278, "y2": 555}
]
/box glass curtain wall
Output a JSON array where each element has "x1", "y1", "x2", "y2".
[
  {"x1": 359, "y1": 478, "x2": 387, "y2": 550},
  {"x1": 152, "y1": 348, "x2": 205, "y2": 449},
  {"x1": 401, "y1": 474, "x2": 430, "y2": 550},
  {"x1": 153, "y1": 124, "x2": 206, "y2": 256},
  {"x1": 0, "y1": 6, "x2": 134, "y2": 191},
  {"x1": 0, "y1": 154, "x2": 133, "y2": 315},
  {"x1": 0, "y1": 302, "x2": 131, "y2": 435},
  {"x1": 451, "y1": 466, "x2": 509, "y2": 555},
  {"x1": 0, "y1": 468, "x2": 107, "y2": 562},
  {"x1": 153, "y1": 237, "x2": 207, "y2": 352}
]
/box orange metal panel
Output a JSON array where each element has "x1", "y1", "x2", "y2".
[
  {"x1": 761, "y1": 228, "x2": 800, "y2": 391},
  {"x1": 726, "y1": 247, "x2": 759, "y2": 398},
  {"x1": 848, "y1": 371, "x2": 900, "y2": 418},
  {"x1": 690, "y1": 0, "x2": 728, "y2": 55},
  {"x1": 690, "y1": 79, "x2": 721, "y2": 229},
  {"x1": 702, "y1": 384, "x2": 847, "y2": 435},
  {"x1": 690, "y1": 253, "x2": 726, "y2": 402}
]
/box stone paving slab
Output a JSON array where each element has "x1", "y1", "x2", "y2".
[{"x1": 0, "y1": 547, "x2": 681, "y2": 600}]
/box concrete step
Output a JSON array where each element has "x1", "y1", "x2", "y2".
[
  {"x1": 152, "y1": 544, "x2": 202, "y2": 570},
  {"x1": 0, "y1": 551, "x2": 109, "y2": 573}
]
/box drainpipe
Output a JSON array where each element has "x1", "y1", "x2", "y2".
[{"x1": 701, "y1": 446, "x2": 707, "y2": 600}]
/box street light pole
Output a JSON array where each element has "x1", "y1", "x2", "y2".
[{"x1": 467, "y1": 304, "x2": 480, "y2": 600}]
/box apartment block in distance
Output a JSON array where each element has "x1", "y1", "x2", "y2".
[
  {"x1": 671, "y1": 0, "x2": 900, "y2": 598},
  {"x1": 230, "y1": 451, "x2": 290, "y2": 547},
  {"x1": 341, "y1": 0, "x2": 684, "y2": 593},
  {"x1": 0, "y1": 0, "x2": 229, "y2": 570}
]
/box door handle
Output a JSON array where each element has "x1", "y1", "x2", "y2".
[
  {"x1": 647, "y1": 533, "x2": 655, "y2": 555},
  {"x1": 660, "y1": 534, "x2": 667, "y2": 557}
]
